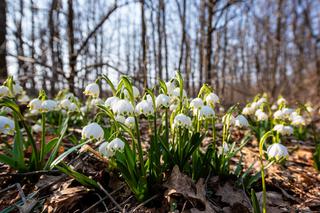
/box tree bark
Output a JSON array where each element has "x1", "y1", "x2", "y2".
[
  {"x1": 67, "y1": 0, "x2": 76, "y2": 93},
  {"x1": 140, "y1": 0, "x2": 148, "y2": 88}
]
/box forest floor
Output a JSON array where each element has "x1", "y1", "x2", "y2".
[{"x1": 0, "y1": 122, "x2": 320, "y2": 213}]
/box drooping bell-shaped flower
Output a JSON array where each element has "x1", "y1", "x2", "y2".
[
  {"x1": 173, "y1": 113, "x2": 192, "y2": 129},
  {"x1": 135, "y1": 100, "x2": 154, "y2": 116},
  {"x1": 156, "y1": 94, "x2": 170, "y2": 108},
  {"x1": 28, "y1": 98, "x2": 42, "y2": 111},
  {"x1": 190, "y1": 98, "x2": 204, "y2": 114},
  {"x1": 273, "y1": 124, "x2": 293, "y2": 136},
  {"x1": 198, "y1": 105, "x2": 215, "y2": 120},
  {"x1": 205, "y1": 92, "x2": 219, "y2": 105},
  {"x1": 84, "y1": 83, "x2": 100, "y2": 98},
  {"x1": 267, "y1": 143, "x2": 289, "y2": 161},
  {"x1": 41, "y1": 100, "x2": 58, "y2": 112},
  {"x1": 112, "y1": 99, "x2": 134, "y2": 115},
  {"x1": 0, "y1": 86, "x2": 9, "y2": 97},
  {"x1": 234, "y1": 115, "x2": 249, "y2": 128},
  {"x1": 255, "y1": 109, "x2": 268, "y2": 121},
  {"x1": 0, "y1": 116, "x2": 14, "y2": 135},
  {"x1": 82, "y1": 122, "x2": 104, "y2": 140}
]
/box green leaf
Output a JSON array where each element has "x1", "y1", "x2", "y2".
[
  {"x1": 50, "y1": 139, "x2": 90, "y2": 169},
  {"x1": 251, "y1": 189, "x2": 261, "y2": 213},
  {"x1": 12, "y1": 114, "x2": 25, "y2": 169},
  {"x1": 0, "y1": 154, "x2": 17, "y2": 168},
  {"x1": 101, "y1": 74, "x2": 116, "y2": 95},
  {"x1": 45, "y1": 116, "x2": 69, "y2": 169},
  {"x1": 55, "y1": 163, "x2": 98, "y2": 188},
  {"x1": 159, "y1": 80, "x2": 167, "y2": 94}
]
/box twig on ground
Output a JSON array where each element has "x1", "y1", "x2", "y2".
[
  {"x1": 130, "y1": 194, "x2": 159, "y2": 212},
  {"x1": 0, "y1": 169, "x2": 60, "y2": 177},
  {"x1": 83, "y1": 184, "x2": 126, "y2": 213},
  {"x1": 98, "y1": 182, "x2": 123, "y2": 212},
  {"x1": 109, "y1": 196, "x2": 133, "y2": 212}
]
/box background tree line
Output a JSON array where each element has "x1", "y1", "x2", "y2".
[{"x1": 0, "y1": 0, "x2": 319, "y2": 104}]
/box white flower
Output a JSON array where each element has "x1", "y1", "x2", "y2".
[
  {"x1": 32, "y1": 124, "x2": 42, "y2": 133},
  {"x1": 170, "y1": 104, "x2": 177, "y2": 111},
  {"x1": 99, "y1": 138, "x2": 125, "y2": 158},
  {"x1": 125, "y1": 116, "x2": 135, "y2": 128},
  {"x1": 105, "y1": 96, "x2": 120, "y2": 108},
  {"x1": 28, "y1": 98, "x2": 42, "y2": 111},
  {"x1": 267, "y1": 143, "x2": 289, "y2": 160},
  {"x1": 205, "y1": 93, "x2": 219, "y2": 105},
  {"x1": 107, "y1": 138, "x2": 125, "y2": 152},
  {"x1": 90, "y1": 98, "x2": 104, "y2": 107},
  {"x1": 223, "y1": 142, "x2": 229, "y2": 152},
  {"x1": 12, "y1": 83, "x2": 23, "y2": 95},
  {"x1": 123, "y1": 86, "x2": 140, "y2": 99},
  {"x1": 234, "y1": 115, "x2": 249, "y2": 128},
  {"x1": 112, "y1": 99, "x2": 134, "y2": 115},
  {"x1": 0, "y1": 86, "x2": 9, "y2": 97},
  {"x1": 84, "y1": 83, "x2": 100, "y2": 98},
  {"x1": 172, "y1": 88, "x2": 187, "y2": 98},
  {"x1": 136, "y1": 100, "x2": 154, "y2": 116},
  {"x1": 282, "y1": 108, "x2": 294, "y2": 116},
  {"x1": 41, "y1": 100, "x2": 58, "y2": 112},
  {"x1": 256, "y1": 97, "x2": 267, "y2": 106},
  {"x1": 242, "y1": 106, "x2": 255, "y2": 115},
  {"x1": 98, "y1": 142, "x2": 114, "y2": 157},
  {"x1": 165, "y1": 81, "x2": 175, "y2": 95},
  {"x1": 80, "y1": 106, "x2": 87, "y2": 113},
  {"x1": 132, "y1": 86, "x2": 140, "y2": 98},
  {"x1": 156, "y1": 94, "x2": 170, "y2": 108},
  {"x1": 0, "y1": 116, "x2": 14, "y2": 135},
  {"x1": 274, "y1": 108, "x2": 294, "y2": 120},
  {"x1": 1, "y1": 106, "x2": 12, "y2": 113},
  {"x1": 271, "y1": 104, "x2": 278, "y2": 111},
  {"x1": 277, "y1": 97, "x2": 287, "y2": 105},
  {"x1": 173, "y1": 113, "x2": 192, "y2": 129},
  {"x1": 68, "y1": 103, "x2": 77, "y2": 112},
  {"x1": 60, "y1": 99, "x2": 71, "y2": 109},
  {"x1": 250, "y1": 102, "x2": 259, "y2": 110},
  {"x1": 18, "y1": 94, "x2": 30, "y2": 104},
  {"x1": 222, "y1": 114, "x2": 235, "y2": 125},
  {"x1": 290, "y1": 114, "x2": 305, "y2": 126},
  {"x1": 255, "y1": 109, "x2": 268, "y2": 121},
  {"x1": 198, "y1": 105, "x2": 215, "y2": 120},
  {"x1": 115, "y1": 115, "x2": 125, "y2": 124},
  {"x1": 273, "y1": 110, "x2": 285, "y2": 120},
  {"x1": 82, "y1": 122, "x2": 104, "y2": 140},
  {"x1": 306, "y1": 106, "x2": 314, "y2": 113},
  {"x1": 190, "y1": 98, "x2": 204, "y2": 110},
  {"x1": 273, "y1": 124, "x2": 293, "y2": 136}
]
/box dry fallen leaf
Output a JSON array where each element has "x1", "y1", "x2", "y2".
[
  {"x1": 44, "y1": 181, "x2": 89, "y2": 213},
  {"x1": 256, "y1": 191, "x2": 290, "y2": 213},
  {"x1": 164, "y1": 165, "x2": 216, "y2": 213},
  {"x1": 215, "y1": 181, "x2": 251, "y2": 212}
]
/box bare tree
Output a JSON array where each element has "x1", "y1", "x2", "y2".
[{"x1": 0, "y1": 0, "x2": 7, "y2": 82}]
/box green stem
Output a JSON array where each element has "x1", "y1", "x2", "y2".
[
  {"x1": 260, "y1": 157, "x2": 267, "y2": 213},
  {"x1": 196, "y1": 111, "x2": 200, "y2": 132},
  {"x1": 134, "y1": 116, "x2": 145, "y2": 177},
  {"x1": 40, "y1": 113, "x2": 46, "y2": 164},
  {"x1": 259, "y1": 131, "x2": 274, "y2": 213},
  {"x1": 165, "y1": 109, "x2": 169, "y2": 143},
  {"x1": 212, "y1": 117, "x2": 216, "y2": 150}
]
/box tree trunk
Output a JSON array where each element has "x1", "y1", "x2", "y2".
[
  {"x1": 205, "y1": 0, "x2": 214, "y2": 85},
  {"x1": 140, "y1": 0, "x2": 148, "y2": 88},
  {"x1": 0, "y1": 0, "x2": 7, "y2": 82},
  {"x1": 67, "y1": 0, "x2": 76, "y2": 93}
]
